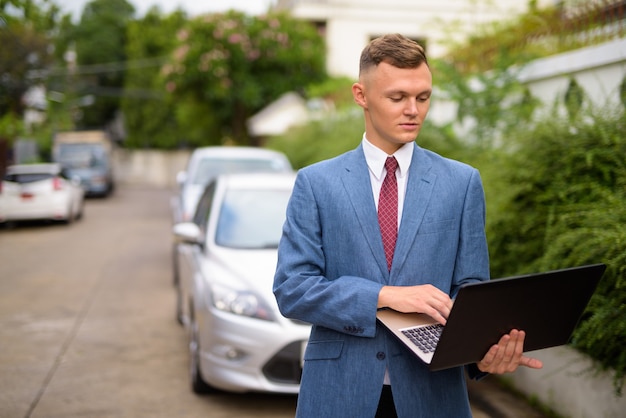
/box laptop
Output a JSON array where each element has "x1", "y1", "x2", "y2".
[{"x1": 376, "y1": 263, "x2": 606, "y2": 371}]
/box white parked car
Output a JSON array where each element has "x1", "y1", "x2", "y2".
[
  {"x1": 171, "y1": 146, "x2": 293, "y2": 225},
  {"x1": 172, "y1": 172, "x2": 310, "y2": 394},
  {"x1": 0, "y1": 163, "x2": 85, "y2": 225}
]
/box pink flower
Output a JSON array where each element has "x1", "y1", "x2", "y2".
[
  {"x1": 161, "y1": 64, "x2": 173, "y2": 77},
  {"x1": 228, "y1": 33, "x2": 243, "y2": 44},
  {"x1": 277, "y1": 33, "x2": 289, "y2": 46},
  {"x1": 247, "y1": 50, "x2": 261, "y2": 61},
  {"x1": 174, "y1": 44, "x2": 189, "y2": 61},
  {"x1": 177, "y1": 29, "x2": 189, "y2": 41}
]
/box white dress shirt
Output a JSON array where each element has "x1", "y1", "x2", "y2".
[
  {"x1": 362, "y1": 135, "x2": 414, "y2": 386},
  {"x1": 362, "y1": 135, "x2": 413, "y2": 228}
]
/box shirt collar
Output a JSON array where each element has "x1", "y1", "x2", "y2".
[{"x1": 362, "y1": 135, "x2": 414, "y2": 181}]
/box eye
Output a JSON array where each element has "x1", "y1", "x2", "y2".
[{"x1": 390, "y1": 96, "x2": 403, "y2": 102}]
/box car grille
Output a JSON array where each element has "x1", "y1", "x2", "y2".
[{"x1": 262, "y1": 340, "x2": 303, "y2": 384}]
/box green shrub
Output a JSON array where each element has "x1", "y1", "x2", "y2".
[
  {"x1": 485, "y1": 108, "x2": 626, "y2": 394},
  {"x1": 267, "y1": 107, "x2": 463, "y2": 169}
]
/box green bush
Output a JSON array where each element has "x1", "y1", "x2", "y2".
[
  {"x1": 267, "y1": 107, "x2": 463, "y2": 169},
  {"x1": 485, "y1": 108, "x2": 626, "y2": 394}
]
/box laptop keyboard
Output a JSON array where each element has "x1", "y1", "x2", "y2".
[{"x1": 401, "y1": 324, "x2": 444, "y2": 354}]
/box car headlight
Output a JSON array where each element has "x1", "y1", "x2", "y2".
[{"x1": 210, "y1": 283, "x2": 276, "y2": 322}]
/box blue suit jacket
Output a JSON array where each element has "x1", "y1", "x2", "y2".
[{"x1": 274, "y1": 143, "x2": 490, "y2": 417}]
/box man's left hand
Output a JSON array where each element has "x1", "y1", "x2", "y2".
[{"x1": 477, "y1": 329, "x2": 544, "y2": 374}]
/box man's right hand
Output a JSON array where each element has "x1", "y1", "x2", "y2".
[{"x1": 377, "y1": 284, "x2": 453, "y2": 325}]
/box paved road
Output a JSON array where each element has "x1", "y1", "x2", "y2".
[{"x1": 0, "y1": 186, "x2": 546, "y2": 418}]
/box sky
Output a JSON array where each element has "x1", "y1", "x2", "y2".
[{"x1": 60, "y1": 0, "x2": 277, "y2": 20}]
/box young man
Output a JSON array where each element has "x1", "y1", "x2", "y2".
[{"x1": 273, "y1": 33, "x2": 542, "y2": 418}]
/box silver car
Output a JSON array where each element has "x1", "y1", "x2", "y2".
[
  {"x1": 171, "y1": 146, "x2": 293, "y2": 225},
  {"x1": 172, "y1": 172, "x2": 310, "y2": 394}
]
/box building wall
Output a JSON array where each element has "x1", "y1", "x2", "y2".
[
  {"x1": 428, "y1": 38, "x2": 626, "y2": 130},
  {"x1": 519, "y1": 37, "x2": 626, "y2": 112},
  {"x1": 276, "y1": 0, "x2": 557, "y2": 78}
]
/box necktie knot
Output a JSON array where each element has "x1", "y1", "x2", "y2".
[{"x1": 384, "y1": 156, "x2": 398, "y2": 176}]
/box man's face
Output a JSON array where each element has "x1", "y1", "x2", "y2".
[{"x1": 353, "y1": 61, "x2": 432, "y2": 155}]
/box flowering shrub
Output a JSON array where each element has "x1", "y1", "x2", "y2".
[{"x1": 163, "y1": 10, "x2": 325, "y2": 144}]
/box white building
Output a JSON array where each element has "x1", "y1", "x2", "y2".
[{"x1": 275, "y1": 0, "x2": 556, "y2": 78}]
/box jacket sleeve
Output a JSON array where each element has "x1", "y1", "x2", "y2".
[
  {"x1": 450, "y1": 168, "x2": 490, "y2": 297},
  {"x1": 273, "y1": 168, "x2": 383, "y2": 338}
]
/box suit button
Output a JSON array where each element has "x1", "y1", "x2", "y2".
[{"x1": 376, "y1": 351, "x2": 386, "y2": 360}]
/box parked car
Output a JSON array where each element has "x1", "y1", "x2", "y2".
[
  {"x1": 0, "y1": 163, "x2": 85, "y2": 225},
  {"x1": 52, "y1": 130, "x2": 115, "y2": 197},
  {"x1": 172, "y1": 172, "x2": 309, "y2": 394},
  {"x1": 171, "y1": 146, "x2": 293, "y2": 225}
]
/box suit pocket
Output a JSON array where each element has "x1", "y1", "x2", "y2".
[
  {"x1": 418, "y1": 219, "x2": 456, "y2": 235},
  {"x1": 304, "y1": 340, "x2": 344, "y2": 361}
]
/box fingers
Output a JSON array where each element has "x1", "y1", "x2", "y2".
[
  {"x1": 477, "y1": 330, "x2": 543, "y2": 374},
  {"x1": 378, "y1": 284, "x2": 452, "y2": 322},
  {"x1": 520, "y1": 356, "x2": 544, "y2": 369},
  {"x1": 419, "y1": 287, "x2": 451, "y2": 324}
]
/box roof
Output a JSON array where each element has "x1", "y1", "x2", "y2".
[{"x1": 246, "y1": 92, "x2": 309, "y2": 137}]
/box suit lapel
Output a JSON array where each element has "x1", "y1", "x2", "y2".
[
  {"x1": 339, "y1": 144, "x2": 437, "y2": 280},
  {"x1": 391, "y1": 146, "x2": 436, "y2": 277},
  {"x1": 340, "y1": 146, "x2": 389, "y2": 277}
]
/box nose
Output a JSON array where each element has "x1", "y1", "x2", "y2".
[{"x1": 404, "y1": 100, "x2": 419, "y2": 116}]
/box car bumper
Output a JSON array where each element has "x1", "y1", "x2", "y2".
[
  {"x1": 82, "y1": 181, "x2": 110, "y2": 196},
  {"x1": 197, "y1": 308, "x2": 310, "y2": 394},
  {"x1": 0, "y1": 195, "x2": 71, "y2": 222}
]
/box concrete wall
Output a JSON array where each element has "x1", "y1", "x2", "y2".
[
  {"x1": 112, "y1": 148, "x2": 191, "y2": 190},
  {"x1": 519, "y1": 37, "x2": 626, "y2": 114},
  {"x1": 504, "y1": 346, "x2": 626, "y2": 418},
  {"x1": 428, "y1": 38, "x2": 626, "y2": 129}
]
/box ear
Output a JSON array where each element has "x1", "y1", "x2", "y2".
[{"x1": 352, "y1": 82, "x2": 367, "y2": 109}]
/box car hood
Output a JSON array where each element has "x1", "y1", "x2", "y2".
[{"x1": 202, "y1": 246, "x2": 280, "y2": 310}]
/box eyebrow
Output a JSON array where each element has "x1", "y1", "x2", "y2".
[{"x1": 386, "y1": 88, "x2": 432, "y2": 96}]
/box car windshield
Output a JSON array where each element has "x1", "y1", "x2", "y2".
[
  {"x1": 215, "y1": 189, "x2": 291, "y2": 249},
  {"x1": 57, "y1": 144, "x2": 108, "y2": 168},
  {"x1": 4, "y1": 173, "x2": 54, "y2": 183},
  {"x1": 192, "y1": 158, "x2": 286, "y2": 185}
]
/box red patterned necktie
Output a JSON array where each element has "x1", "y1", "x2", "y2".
[{"x1": 378, "y1": 156, "x2": 398, "y2": 271}]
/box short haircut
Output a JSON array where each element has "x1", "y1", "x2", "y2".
[{"x1": 359, "y1": 33, "x2": 428, "y2": 75}]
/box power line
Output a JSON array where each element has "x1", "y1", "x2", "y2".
[{"x1": 26, "y1": 56, "x2": 171, "y2": 80}]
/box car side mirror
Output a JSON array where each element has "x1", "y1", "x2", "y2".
[
  {"x1": 173, "y1": 222, "x2": 203, "y2": 245},
  {"x1": 176, "y1": 171, "x2": 187, "y2": 188}
]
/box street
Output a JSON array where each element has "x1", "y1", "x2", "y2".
[
  {"x1": 0, "y1": 186, "x2": 297, "y2": 418},
  {"x1": 0, "y1": 185, "x2": 546, "y2": 418}
]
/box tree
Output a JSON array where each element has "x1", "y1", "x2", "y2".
[
  {"x1": 121, "y1": 7, "x2": 187, "y2": 149},
  {"x1": 65, "y1": 0, "x2": 135, "y2": 129},
  {"x1": 431, "y1": 54, "x2": 539, "y2": 149},
  {"x1": 164, "y1": 10, "x2": 326, "y2": 146},
  {"x1": 0, "y1": 0, "x2": 60, "y2": 116}
]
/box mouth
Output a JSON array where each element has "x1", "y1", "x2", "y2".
[{"x1": 399, "y1": 122, "x2": 419, "y2": 130}]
